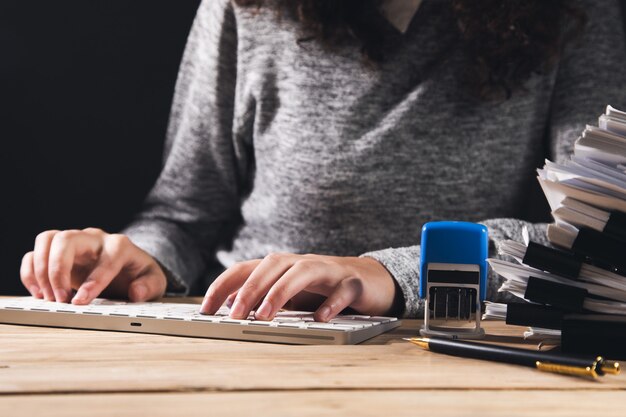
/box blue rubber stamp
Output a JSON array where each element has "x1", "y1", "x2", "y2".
[{"x1": 419, "y1": 221, "x2": 488, "y2": 339}]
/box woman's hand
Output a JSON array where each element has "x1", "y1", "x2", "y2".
[
  {"x1": 20, "y1": 228, "x2": 167, "y2": 304},
  {"x1": 200, "y1": 253, "x2": 400, "y2": 322}
]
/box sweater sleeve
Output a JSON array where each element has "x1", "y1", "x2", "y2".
[
  {"x1": 363, "y1": 0, "x2": 626, "y2": 318},
  {"x1": 122, "y1": 0, "x2": 247, "y2": 294}
]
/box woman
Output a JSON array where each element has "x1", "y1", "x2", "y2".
[{"x1": 19, "y1": 0, "x2": 626, "y2": 322}]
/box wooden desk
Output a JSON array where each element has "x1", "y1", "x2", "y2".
[{"x1": 0, "y1": 298, "x2": 624, "y2": 416}]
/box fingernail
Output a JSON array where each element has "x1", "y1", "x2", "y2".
[
  {"x1": 255, "y1": 300, "x2": 273, "y2": 320},
  {"x1": 29, "y1": 285, "x2": 41, "y2": 298},
  {"x1": 72, "y1": 287, "x2": 89, "y2": 304},
  {"x1": 318, "y1": 306, "x2": 331, "y2": 322},
  {"x1": 133, "y1": 284, "x2": 147, "y2": 301},
  {"x1": 230, "y1": 299, "x2": 246, "y2": 319},
  {"x1": 226, "y1": 297, "x2": 234, "y2": 308},
  {"x1": 53, "y1": 288, "x2": 68, "y2": 303}
]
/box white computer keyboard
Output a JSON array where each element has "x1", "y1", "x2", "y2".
[{"x1": 0, "y1": 297, "x2": 401, "y2": 345}]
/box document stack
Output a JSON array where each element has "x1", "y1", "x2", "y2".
[{"x1": 485, "y1": 105, "x2": 626, "y2": 359}]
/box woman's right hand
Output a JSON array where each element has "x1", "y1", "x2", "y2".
[{"x1": 20, "y1": 228, "x2": 167, "y2": 305}]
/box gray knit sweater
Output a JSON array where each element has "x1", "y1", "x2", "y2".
[{"x1": 123, "y1": 0, "x2": 626, "y2": 317}]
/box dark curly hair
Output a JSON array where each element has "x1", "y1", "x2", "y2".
[{"x1": 234, "y1": 0, "x2": 586, "y2": 99}]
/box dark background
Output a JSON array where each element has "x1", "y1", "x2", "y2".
[
  {"x1": 1, "y1": 2, "x2": 626, "y2": 296},
  {"x1": 0, "y1": 0, "x2": 201, "y2": 295}
]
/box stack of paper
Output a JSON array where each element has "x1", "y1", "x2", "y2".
[
  {"x1": 484, "y1": 105, "x2": 626, "y2": 339},
  {"x1": 538, "y1": 105, "x2": 626, "y2": 216},
  {"x1": 539, "y1": 105, "x2": 626, "y2": 277}
]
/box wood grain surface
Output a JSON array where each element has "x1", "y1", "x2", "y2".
[
  {"x1": 0, "y1": 297, "x2": 624, "y2": 416},
  {"x1": 2, "y1": 391, "x2": 626, "y2": 417}
]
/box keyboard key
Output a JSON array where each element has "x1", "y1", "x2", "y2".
[
  {"x1": 249, "y1": 321, "x2": 274, "y2": 326},
  {"x1": 221, "y1": 319, "x2": 250, "y2": 325},
  {"x1": 369, "y1": 316, "x2": 397, "y2": 323},
  {"x1": 272, "y1": 317, "x2": 306, "y2": 323},
  {"x1": 306, "y1": 323, "x2": 353, "y2": 331},
  {"x1": 191, "y1": 316, "x2": 221, "y2": 323},
  {"x1": 329, "y1": 319, "x2": 373, "y2": 328},
  {"x1": 276, "y1": 322, "x2": 306, "y2": 328}
]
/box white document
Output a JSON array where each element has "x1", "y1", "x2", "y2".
[{"x1": 488, "y1": 258, "x2": 626, "y2": 304}]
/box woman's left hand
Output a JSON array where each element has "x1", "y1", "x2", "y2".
[{"x1": 200, "y1": 253, "x2": 400, "y2": 322}]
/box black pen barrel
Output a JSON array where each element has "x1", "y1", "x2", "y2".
[{"x1": 428, "y1": 338, "x2": 597, "y2": 370}]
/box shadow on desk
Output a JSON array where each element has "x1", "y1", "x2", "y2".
[{"x1": 363, "y1": 320, "x2": 540, "y2": 347}]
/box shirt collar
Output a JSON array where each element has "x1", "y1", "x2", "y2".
[{"x1": 380, "y1": 0, "x2": 423, "y2": 33}]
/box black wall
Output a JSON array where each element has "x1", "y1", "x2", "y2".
[
  {"x1": 0, "y1": 1, "x2": 201, "y2": 294},
  {"x1": 2, "y1": 2, "x2": 626, "y2": 295}
]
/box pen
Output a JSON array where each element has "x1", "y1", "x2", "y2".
[{"x1": 404, "y1": 337, "x2": 621, "y2": 379}]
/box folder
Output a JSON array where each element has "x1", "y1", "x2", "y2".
[
  {"x1": 561, "y1": 314, "x2": 626, "y2": 360},
  {"x1": 547, "y1": 224, "x2": 626, "y2": 273},
  {"x1": 505, "y1": 303, "x2": 564, "y2": 330},
  {"x1": 524, "y1": 277, "x2": 587, "y2": 313},
  {"x1": 521, "y1": 241, "x2": 582, "y2": 280},
  {"x1": 498, "y1": 239, "x2": 626, "y2": 293},
  {"x1": 488, "y1": 258, "x2": 626, "y2": 305}
]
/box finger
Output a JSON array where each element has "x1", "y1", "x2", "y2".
[
  {"x1": 128, "y1": 271, "x2": 167, "y2": 302},
  {"x1": 71, "y1": 234, "x2": 130, "y2": 305},
  {"x1": 255, "y1": 259, "x2": 339, "y2": 321},
  {"x1": 72, "y1": 261, "x2": 123, "y2": 305},
  {"x1": 230, "y1": 253, "x2": 297, "y2": 319},
  {"x1": 226, "y1": 291, "x2": 238, "y2": 308},
  {"x1": 200, "y1": 260, "x2": 260, "y2": 314},
  {"x1": 48, "y1": 231, "x2": 102, "y2": 303},
  {"x1": 20, "y1": 251, "x2": 41, "y2": 298},
  {"x1": 33, "y1": 230, "x2": 60, "y2": 301},
  {"x1": 283, "y1": 292, "x2": 326, "y2": 311},
  {"x1": 314, "y1": 278, "x2": 363, "y2": 322}
]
